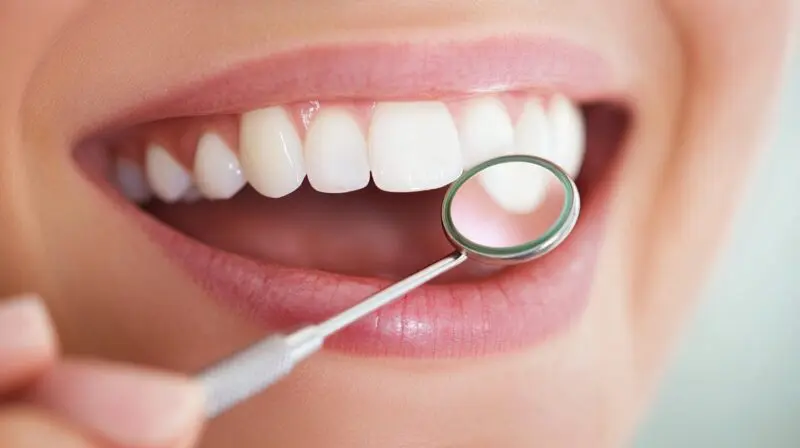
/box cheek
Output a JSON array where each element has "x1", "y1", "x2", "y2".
[
  {"x1": 0, "y1": 0, "x2": 94, "y2": 295},
  {"x1": 630, "y1": 0, "x2": 796, "y2": 386},
  {"x1": 0, "y1": 1, "x2": 89, "y2": 104},
  {"x1": 663, "y1": 0, "x2": 795, "y2": 66}
]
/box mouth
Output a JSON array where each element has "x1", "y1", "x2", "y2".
[{"x1": 74, "y1": 37, "x2": 631, "y2": 358}]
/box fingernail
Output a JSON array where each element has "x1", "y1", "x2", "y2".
[
  {"x1": 0, "y1": 294, "x2": 56, "y2": 366},
  {"x1": 32, "y1": 361, "x2": 205, "y2": 447}
]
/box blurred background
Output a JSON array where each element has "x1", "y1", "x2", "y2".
[{"x1": 634, "y1": 42, "x2": 800, "y2": 447}]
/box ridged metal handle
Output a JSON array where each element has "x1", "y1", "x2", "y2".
[{"x1": 199, "y1": 334, "x2": 316, "y2": 418}]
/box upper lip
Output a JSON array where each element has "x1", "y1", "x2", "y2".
[{"x1": 84, "y1": 35, "x2": 624, "y2": 139}]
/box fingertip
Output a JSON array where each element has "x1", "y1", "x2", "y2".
[
  {"x1": 0, "y1": 294, "x2": 58, "y2": 394},
  {"x1": 31, "y1": 360, "x2": 207, "y2": 448},
  {"x1": 0, "y1": 406, "x2": 91, "y2": 448}
]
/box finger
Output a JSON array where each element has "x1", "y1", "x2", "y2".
[
  {"x1": 0, "y1": 406, "x2": 92, "y2": 448},
  {"x1": 0, "y1": 295, "x2": 57, "y2": 396},
  {"x1": 27, "y1": 360, "x2": 205, "y2": 448}
]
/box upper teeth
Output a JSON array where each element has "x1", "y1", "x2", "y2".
[
  {"x1": 240, "y1": 107, "x2": 307, "y2": 198},
  {"x1": 144, "y1": 143, "x2": 192, "y2": 203},
  {"x1": 300, "y1": 107, "x2": 370, "y2": 194},
  {"x1": 194, "y1": 132, "x2": 246, "y2": 199},
  {"x1": 116, "y1": 94, "x2": 585, "y2": 204},
  {"x1": 369, "y1": 101, "x2": 463, "y2": 192}
]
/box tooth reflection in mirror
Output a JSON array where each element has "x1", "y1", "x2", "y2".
[{"x1": 443, "y1": 155, "x2": 579, "y2": 264}]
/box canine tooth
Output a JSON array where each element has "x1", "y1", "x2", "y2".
[
  {"x1": 457, "y1": 97, "x2": 515, "y2": 169},
  {"x1": 240, "y1": 107, "x2": 305, "y2": 198},
  {"x1": 115, "y1": 158, "x2": 152, "y2": 203},
  {"x1": 478, "y1": 100, "x2": 552, "y2": 213},
  {"x1": 194, "y1": 132, "x2": 245, "y2": 199},
  {"x1": 514, "y1": 99, "x2": 552, "y2": 159},
  {"x1": 305, "y1": 108, "x2": 370, "y2": 193},
  {"x1": 548, "y1": 94, "x2": 585, "y2": 177},
  {"x1": 368, "y1": 101, "x2": 462, "y2": 192},
  {"x1": 145, "y1": 144, "x2": 192, "y2": 203}
]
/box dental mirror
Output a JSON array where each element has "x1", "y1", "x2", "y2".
[
  {"x1": 443, "y1": 154, "x2": 580, "y2": 265},
  {"x1": 199, "y1": 154, "x2": 581, "y2": 418}
]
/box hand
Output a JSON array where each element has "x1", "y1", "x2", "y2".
[{"x1": 0, "y1": 294, "x2": 205, "y2": 447}]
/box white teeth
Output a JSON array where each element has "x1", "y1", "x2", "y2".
[
  {"x1": 145, "y1": 144, "x2": 192, "y2": 203},
  {"x1": 480, "y1": 100, "x2": 552, "y2": 213},
  {"x1": 194, "y1": 132, "x2": 246, "y2": 199},
  {"x1": 479, "y1": 161, "x2": 551, "y2": 214},
  {"x1": 457, "y1": 97, "x2": 515, "y2": 169},
  {"x1": 121, "y1": 94, "x2": 585, "y2": 205},
  {"x1": 368, "y1": 101, "x2": 462, "y2": 192},
  {"x1": 240, "y1": 107, "x2": 306, "y2": 198},
  {"x1": 304, "y1": 108, "x2": 370, "y2": 193},
  {"x1": 548, "y1": 94, "x2": 585, "y2": 177},
  {"x1": 514, "y1": 99, "x2": 553, "y2": 159},
  {"x1": 114, "y1": 158, "x2": 152, "y2": 203}
]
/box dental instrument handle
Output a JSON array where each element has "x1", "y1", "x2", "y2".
[
  {"x1": 199, "y1": 250, "x2": 468, "y2": 418},
  {"x1": 315, "y1": 250, "x2": 468, "y2": 337},
  {"x1": 199, "y1": 326, "x2": 324, "y2": 418}
]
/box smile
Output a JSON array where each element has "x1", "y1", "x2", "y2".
[{"x1": 74, "y1": 36, "x2": 631, "y2": 358}]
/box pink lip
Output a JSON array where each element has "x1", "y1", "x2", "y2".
[
  {"x1": 90, "y1": 36, "x2": 619, "y2": 135},
  {"x1": 148, "y1": 189, "x2": 608, "y2": 358},
  {"x1": 86, "y1": 36, "x2": 621, "y2": 358}
]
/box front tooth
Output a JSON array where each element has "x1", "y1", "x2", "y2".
[
  {"x1": 548, "y1": 94, "x2": 585, "y2": 177},
  {"x1": 145, "y1": 144, "x2": 192, "y2": 203},
  {"x1": 115, "y1": 158, "x2": 152, "y2": 203},
  {"x1": 457, "y1": 97, "x2": 515, "y2": 169},
  {"x1": 194, "y1": 132, "x2": 246, "y2": 199},
  {"x1": 305, "y1": 108, "x2": 370, "y2": 193},
  {"x1": 478, "y1": 100, "x2": 552, "y2": 213},
  {"x1": 240, "y1": 107, "x2": 305, "y2": 198},
  {"x1": 368, "y1": 101, "x2": 462, "y2": 192}
]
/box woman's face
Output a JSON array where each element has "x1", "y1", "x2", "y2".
[{"x1": 1, "y1": 1, "x2": 795, "y2": 446}]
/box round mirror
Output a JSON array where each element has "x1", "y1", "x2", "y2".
[{"x1": 442, "y1": 154, "x2": 580, "y2": 265}]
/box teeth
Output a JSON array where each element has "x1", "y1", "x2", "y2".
[
  {"x1": 457, "y1": 97, "x2": 515, "y2": 169},
  {"x1": 114, "y1": 158, "x2": 152, "y2": 203},
  {"x1": 194, "y1": 132, "x2": 246, "y2": 199},
  {"x1": 240, "y1": 107, "x2": 306, "y2": 198},
  {"x1": 304, "y1": 108, "x2": 370, "y2": 193},
  {"x1": 548, "y1": 94, "x2": 585, "y2": 177},
  {"x1": 479, "y1": 100, "x2": 552, "y2": 213},
  {"x1": 120, "y1": 94, "x2": 586, "y2": 205},
  {"x1": 145, "y1": 144, "x2": 192, "y2": 203},
  {"x1": 368, "y1": 102, "x2": 462, "y2": 192},
  {"x1": 479, "y1": 161, "x2": 552, "y2": 214},
  {"x1": 514, "y1": 99, "x2": 553, "y2": 159}
]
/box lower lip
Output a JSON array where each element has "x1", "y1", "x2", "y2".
[{"x1": 122, "y1": 175, "x2": 611, "y2": 358}]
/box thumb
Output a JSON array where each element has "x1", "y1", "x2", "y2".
[{"x1": 27, "y1": 361, "x2": 206, "y2": 448}]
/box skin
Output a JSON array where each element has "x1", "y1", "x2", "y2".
[{"x1": 0, "y1": 0, "x2": 797, "y2": 447}]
